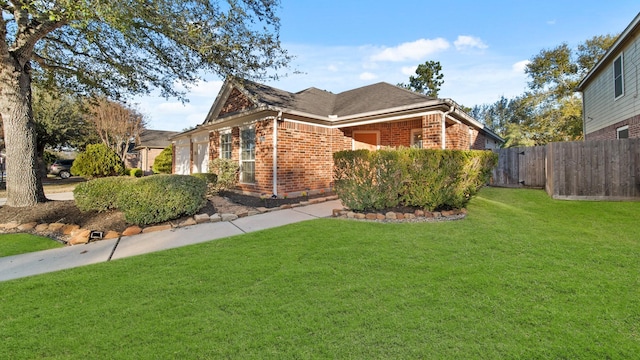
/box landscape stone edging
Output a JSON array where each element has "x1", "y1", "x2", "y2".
[
  {"x1": 0, "y1": 195, "x2": 341, "y2": 245},
  {"x1": 0, "y1": 195, "x2": 467, "y2": 244},
  {"x1": 331, "y1": 208, "x2": 467, "y2": 222}
]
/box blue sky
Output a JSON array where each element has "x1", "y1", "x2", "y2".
[{"x1": 138, "y1": 1, "x2": 640, "y2": 131}]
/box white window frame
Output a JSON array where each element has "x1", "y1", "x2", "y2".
[
  {"x1": 410, "y1": 128, "x2": 423, "y2": 148},
  {"x1": 219, "y1": 130, "x2": 232, "y2": 159},
  {"x1": 239, "y1": 126, "x2": 256, "y2": 184},
  {"x1": 617, "y1": 125, "x2": 629, "y2": 139},
  {"x1": 614, "y1": 54, "x2": 624, "y2": 100}
]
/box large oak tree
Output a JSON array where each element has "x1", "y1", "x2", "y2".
[{"x1": 0, "y1": 0, "x2": 289, "y2": 206}]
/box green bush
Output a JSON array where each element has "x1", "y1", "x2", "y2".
[
  {"x1": 74, "y1": 177, "x2": 134, "y2": 212},
  {"x1": 208, "y1": 158, "x2": 238, "y2": 193},
  {"x1": 71, "y1": 143, "x2": 125, "y2": 178},
  {"x1": 117, "y1": 174, "x2": 207, "y2": 225},
  {"x1": 153, "y1": 145, "x2": 173, "y2": 174},
  {"x1": 333, "y1": 148, "x2": 497, "y2": 211},
  {"x1": 129, "y1": 168, "x2": 143, "y2": 177}
]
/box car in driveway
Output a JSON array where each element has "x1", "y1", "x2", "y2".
[{"x1": 49, "y1": 159, "x2": 74, "y2": 179}]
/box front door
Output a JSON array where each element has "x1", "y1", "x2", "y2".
[{"x1": 353, "y1": 131, "x2": 379, "y2": 151}]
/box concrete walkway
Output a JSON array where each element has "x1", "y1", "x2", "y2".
[{"x1": 0, "y1": 199, "x2": 342, "y2": 282}]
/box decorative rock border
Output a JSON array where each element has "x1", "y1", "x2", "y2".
[
  {"x1": 0, "y1": 195, "x2": 341, "y2": 245},
  {"x1": 331, "y1": 208, "x2": 467, "y2": 222}
]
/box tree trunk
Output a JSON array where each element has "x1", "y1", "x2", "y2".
[{"x1": 0, "y1": 60, "x2": 46, "y2": 206}]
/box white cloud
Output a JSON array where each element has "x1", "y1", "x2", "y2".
[
  {"x1": 547, "y1": 19, "x2": 556, "y2": 25},
  {"x1": 327, "y1": 64, "x2": 339, "y2": 72},
  {"x1": 454, "y1": 35, "x2": 488, "y2": 51},
  {"x1": 370, "y1": 38, "x2": 450, "y2": 62},
  {"x1": 184, "y1": 79, "x2": 223, "y2": 98},
  {"x1": 401, "y1": 66, "x2": 416, "y2": 76},
  {"x1": 512, "y1": 60, "x2": 530, "y2": 73},
  {"x1": 359, "y1": 72, "x2": 377, "y2": 80}
]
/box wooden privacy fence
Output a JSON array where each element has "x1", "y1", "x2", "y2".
[{"x1": 491, "y1": 139, "x2": 640, "y2": 200}]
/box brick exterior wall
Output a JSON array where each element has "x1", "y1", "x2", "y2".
[
  {"x1": 219, "y1": 88, "x2": 254, "y2": 116},
  {"x1": 204, "y1": 113, "x2": 493, "y2": 196},
  {"x1": 422, "y1": 114, "x2": 442, "y2": 149},
  {"x1": 586, "y1": 114, "x2": 640, "y2": 140}
]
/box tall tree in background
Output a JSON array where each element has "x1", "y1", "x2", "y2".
[
  {"x1": 89, "y1": 98, "x2": 146, "y2": 161},
  {"x1": 0, "y1": 1, "x2": 290, "y2": 206},
  {"x1": 473, "y1": 34, "x2": 617, "y2": 147},
  {"x1": 398, "y1": 60, "x2": 444, "y2": 97},
  {"x1": 33, "y1": 87, "x2": 96, "y2": 156}
]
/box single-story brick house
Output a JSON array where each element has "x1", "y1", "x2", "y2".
[
  {"x1": 125, "y1": 129, "x2": 178, "y2": 175},
  {"x1": 171, "y1": 78, "x2": 503, "y2": 197}
]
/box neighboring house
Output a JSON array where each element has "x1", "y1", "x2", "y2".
[
  {"x1": 126, "y1": 129, "x2": 178, "y2": 175},
  {"x1": 171, "y1": 78, "x2": 503, "y2": 197},
  {"x1": 577, "y1": 12, "x2": 640, "y2": 140}
]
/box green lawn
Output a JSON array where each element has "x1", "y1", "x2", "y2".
[
  {"x1": 0, "y1": 233, "x2": 63, "y2": 257},
  {"x1": 1, "y1": 187, "x2": 638, "y2": 358}
]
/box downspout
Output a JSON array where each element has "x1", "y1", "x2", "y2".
[
  {"x1": 441, "y1": 100, "x2": 456, "y2": 150},
  {"x1": 273, "y1": 111, "x2": 282, "y2": 197}
]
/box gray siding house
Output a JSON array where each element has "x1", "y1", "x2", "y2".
[{"x1": 577, "y1": 12, "x2": 640, "y2": 140}]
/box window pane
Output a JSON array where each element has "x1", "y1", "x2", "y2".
[
  {"x1": 617, "y1": 128, "x2": 629, "y2": 139},
  {"x1": 614, "y1": 56, "x2": 623, "y2": 98},
  {"x1": 220, "y1": 133, "x2": 232, "y2": 159},
  {"x1": 241, "y1": 128, "x2": 255, "y2": 160},
  {"x1": 241, "y1": 161, "x2": 255, "y2": 183}
]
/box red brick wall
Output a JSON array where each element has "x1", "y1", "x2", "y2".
[
  {"x1": 422, "y1": 114, "x2": 443, "y2": 149},
  {"x1": 586, "y1": 114, "x2": 640, "y2": 140},
  {"x1": 445, "y1": 122, "x2": 471, "y2": 150},
  {"x1": 219, "y1": 88, "x2": 254, "y2": 116},
  {"x1": 207, "y1": 113, "x2": 490, "y2": 196},
  {"x1": 340, "y1": 119, "x2": 422, "y2": 148},
  {"x1": 470, "y1": 129, "x2": 487, "y2": 150}
]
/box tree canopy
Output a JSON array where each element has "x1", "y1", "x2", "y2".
[
  {"x1": 0, "y1": 0, "x2": 290, "y2": 206},
  {"x1": 472, "y1": 34, "x2": 617, "y2": 147},
  {"x1": 398, "y1": 60, "x2": 444, "y2": 97}
]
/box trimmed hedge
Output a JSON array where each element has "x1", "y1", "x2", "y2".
[
  {"x1": 333, "y1": 148, "x2": 498, "y2": 211},
  {"x1": 71, "y1": 143, "x2": 125, "y2": 178},
  {"x1": 117, "y1": 175, "x2": 207, "y2": 225},
  {"x1": 153, "y1": 145, "x2": 173, "y2": 174},
  {"x1": 74, "y1": 177, "x2": 134, "y2": 212},
  {"x1": 129, "y1": 168, "x2": 143, "y2": 177},
  {"x1": 74, "y1": 175, "x2": 208, "y2": 225}
]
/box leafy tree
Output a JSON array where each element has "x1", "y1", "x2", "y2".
[
  {"x1": 88, "y1": 97, "x2": 146, "y2": 161},
  {"x1": 398, "y1": 60, "x2": 444, "y2": 97},
  {"x1": 33, "y1": 87, "x2": 97, "y2": 156},
  {"x1": 525, "y1": 34, "x2": 617, "y2": 100},
  {"x1": 71, "y1": 143, "x2": 125, "y2": 178},
  {"x1": 472, "y1": 34, "x2": 616, "y2": 147},
  {"x1": 152, "y1": 145, "x2": 173, "y2": 174},
  {"x1": 0, "y1": 1, "x2": 290, "y2": 207}
]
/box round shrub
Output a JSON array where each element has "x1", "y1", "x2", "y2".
[
  {"x1": 74, "y1": 176, "x2": 134, "y2": 212},
  {"x1": 129, "y1": 168, "x2": 143, "y2": 177},
  {"x1": 71, "y1": 143, "x2": 125, "y2": 178},
  {"x1": 117, "y1": 174, "x2": 207, "y2": 225},
  {"x1": 152, "y1": 145, "x2": 173, "y2": 174}
]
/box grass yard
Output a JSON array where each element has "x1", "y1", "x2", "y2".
[
  {"x1": 0, "y1": 187, "x2": 638, "y2": 358},
  {"x1": 0, "y1": 233, "x2": 63, "y2": 257}
]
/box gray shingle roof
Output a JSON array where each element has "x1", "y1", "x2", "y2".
[
  {"x1": 136, "y1": 129, "x2": 179, "y2": 148},
  {"x1": 238, "y1": 80, "x2": 434, "y2": 117}
]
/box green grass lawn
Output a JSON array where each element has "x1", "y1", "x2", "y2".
[
  {"x1": 1, "y1": 187, "x2": 638, "y2": 358},
  {"x1": 0, "y1": 233, "x2": 63, "y2": 257}
]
